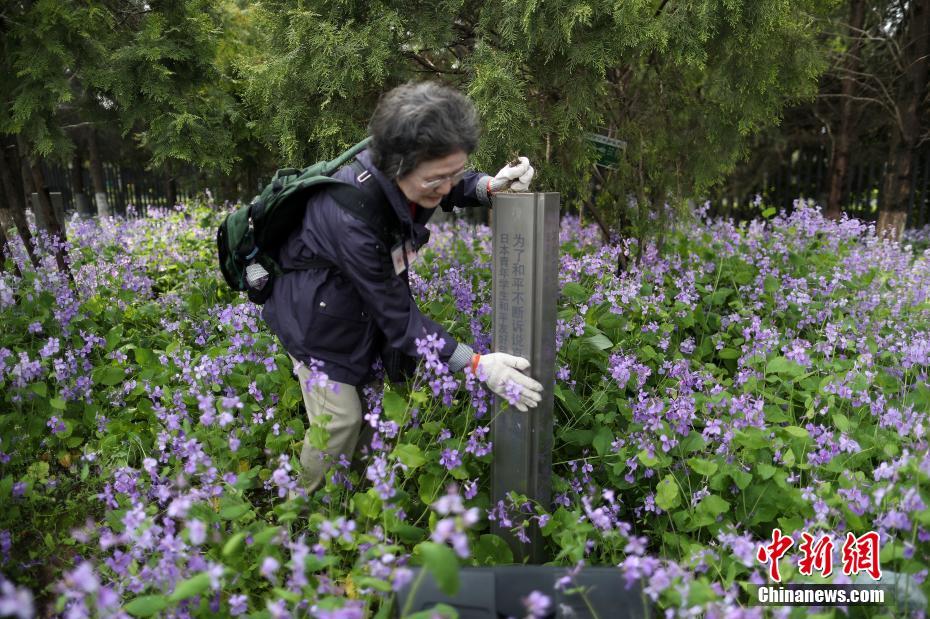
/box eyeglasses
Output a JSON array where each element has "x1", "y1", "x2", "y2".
[{"x1": 419, "y1": 168, "x2": 467, "y2": 190}]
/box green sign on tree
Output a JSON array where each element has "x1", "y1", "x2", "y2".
[{"x1": 585, "y1": 133, "x2": 626, "y2": 170}]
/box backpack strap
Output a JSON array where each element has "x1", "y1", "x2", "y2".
[
  {"x1": 331, "y1": 160, "x2": 398, "y2": 241},
  {"x1": 281, "y1": 160, "x2": 398, "y2": 273}
]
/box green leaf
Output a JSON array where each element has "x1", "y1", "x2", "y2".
[
  {"x1": 418, "y1": 542, "x2": 460, "y2": 596},
  {"x1": 763, "y1": 276, "x2": 778, "y2": 294},
  {"x1": 252, "y1": 526, "x2": 281, "y2": 546},
  {"x1": 473, "y1": 534, "x2": 514, "y2": 565},
  {"x1": 406, "y1": 603, "x2": 459, "y2": 619},
  {"x1": 92, "y1": 366, "x2": 125, "y2": 386},
  {"x1": 133, "y1": 347, "x2": 154, "y2": 366},
  {"x1": 727, "y1": 466, "x2": 753, "y2": 490},
  {"x1": 718, "y1": 348, "x2": 740, "y2": 359},
  {"x1": 352, "y1": 490, "x2": 382, "y2": 519},
  {"x1": 655, "y1": 474, "x2": 680, "y2": 511},
  {"x1": 124, "y1": 595, "x2": 169, "y2": 617},
  {"x1": 418, "y1": 473, "x2": 443, "y2": 506},
  {"x1": 105, "y1": 325, "x2": 124, "y2": 351},
  {"x1": 219, "y1": 502, "x2": 250, "y2": 521},
  {"x1": 393, "y1": 443, "x2": 426, "y2": 469},
  {"x1": 757, "y1": 463, "x2": 777, "y2": 480},
  {"x1": 168, "y1": 572, "x2": 212, "y2": 602},
  {"x1": 637, "y1": 449, "x2": 659, "y2": 467},
  {"x1": 687, "y1": 458, "x2": 718, "y2": 477},
  {"x1": 696, "y1": 494, "x2": 730, "y2": 516},
  {"x1": 766, "y1": 356, "x2": 804, "y2": 377},
  {"x1": 584, "y1": 333, "x2": 613, "y2": 351},
  {"x1": 592, "y1": 427, "x2": 614, "y2": 457},
  {"x1": 734, "y1": 429, "x2": 768, "y2": 450},
  {"x1": 707, "y1": 288, "x2": 732, "y2": 306},
  {"x1": 273, "y1": 587, "x2": 301, "y2": 603},
  {"x1": 50, "y1": 397, "x2": 66, "y2": 410},
  {"x1": 761, "y1": 207, "x2": 776, "y2": 218},
  {"x1": 561, "y1": 282, "x2": 590, "y2": 303},
  {"x1": 783, "y1": 425, "x2": 809, "y2": 439},
  {"x1": 222, "y1": 531, "x2": 247, "y2": 558},
  {"x1": 355, "y1": 576, "x2": 393, "y2": 593},
  {"x1": 382, "y1": 391, "x2": 407, "y2": 423},
  {"x1": 832, "y1": 413, "x2": 850, "y2": 433}
]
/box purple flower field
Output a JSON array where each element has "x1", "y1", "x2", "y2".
[{"x1": 0, "y1": 201, "x2": 928, "y2": 617}]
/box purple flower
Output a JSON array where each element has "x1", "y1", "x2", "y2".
[
  {"x1": 39, "y1": 337, "x2": 60, "y2": 359},
  {"x1": 270, "y1": 455, "x2": 296, "y2": 498},
  {"x1": 319, "y1": 517, "x2": 356, "y2": 544},
  {"x1": 0, "y1": 578, "x2": 33, "y2": 619},
  {"x1": 522, "y1": 590, "x2": 552, "y2": 618},
  {"x1": 229, "y1": 594, "x2": 248, "y2": 616},
  {"x1": 47, "y1": 416, "x2": 66, "y2": 435},
  {"x1": 391, "y1": 567, "x2": 414, "y2": 592},
  {"x1": 365, "y1": 454, "x2": 396, "y2": 500},
  {"x1": 187, "y1": 519, "x2": 206, "y2": 546},
  {"x1": 501, "y1": 379, "x2": 523, "y2": 407},
  {"x1": 12, "y1": 482, "x2": 26, "y2": 499},
  {"x1": 439, "y1": 448, "x2": 462, "y2": 471},
  {"x1": 260, "y1": 556, "x2": 280, "y2": 581}
]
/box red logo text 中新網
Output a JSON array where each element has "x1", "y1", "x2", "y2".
[{"x1": 756, "y1": 529, "x2": 882, "y2": 582}]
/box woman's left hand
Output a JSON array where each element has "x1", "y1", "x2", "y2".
[{"x1": 491, "y1": 156, "x2": 535, "y2": 192}]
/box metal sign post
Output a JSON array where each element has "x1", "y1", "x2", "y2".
[{"x1": 490, "y1": 192, "x2": 559, "y2": 563}]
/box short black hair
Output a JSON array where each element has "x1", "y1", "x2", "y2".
[{"x1": 368, "y1": 81, "x2": 480, "y2": 178}]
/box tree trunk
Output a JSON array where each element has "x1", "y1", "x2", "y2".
[
  {"x1": 86, "y1": 128, "x2": 110, "y2": 217},
  {"x1": 825, "y1": 0, "x2": 866, "y2": 220},
  {"x1": 0, "y1": 226, "x2": 10, "y2": 275},
  {"x1": 165, "y1": 176, "x2": 178, "y2": 208},
  {"x1": 0, "y1": 143, "x2": 38, "y2": 267},
  {"x1": 18, "y1": 136, "x2": 60, "y2": 235},
  {"x1": 877, "y1": 0, "x2": 929, "y2": 240},
  {"x1": 70, "y1": 141, "x2": 93, "y2": 218},
  {"x1": 0, "y1": 225, "x2": 21, "y2": 278},
  {"x1": 18, "y1": 137, "x2": 73, "y2": 282}
]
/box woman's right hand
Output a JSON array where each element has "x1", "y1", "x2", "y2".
[{"x1": 475, "y1": 352, "x2": 544, "y2": 411}]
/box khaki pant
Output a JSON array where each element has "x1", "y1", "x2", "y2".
[{"x1": 290, "y1": 355, "x2": 367, "y2": 492}]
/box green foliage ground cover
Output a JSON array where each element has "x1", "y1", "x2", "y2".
[{"x1": 0, "y1": 203, "x2": 929, "y2": 617}]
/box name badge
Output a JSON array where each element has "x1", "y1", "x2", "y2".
[{"x1": 391, "y1": 240, "x2": 419, "y2": 275}]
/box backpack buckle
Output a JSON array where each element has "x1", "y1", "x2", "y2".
[{"x1": 357, "y1": 170, "x2": 372, "y2": 183}]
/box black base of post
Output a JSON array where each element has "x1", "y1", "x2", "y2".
[{"x1": 395, "y1": 566, "x2": 651, "y2": 619}]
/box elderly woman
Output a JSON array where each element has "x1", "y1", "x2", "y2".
[{"x1": 262, "y1": 81, "x2": 543, "y2": 492}]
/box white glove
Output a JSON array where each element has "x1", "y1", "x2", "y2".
[
  {"x1": 476, "y1": 352, "x2": 544, "y2": 412},
  {"x1": 490, "y1": 156, "x2": 535, "y2": 193}
]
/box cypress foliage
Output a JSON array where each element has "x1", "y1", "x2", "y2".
[{"x1": 242, "y1": 0, "x2": 832, "y2": 235}]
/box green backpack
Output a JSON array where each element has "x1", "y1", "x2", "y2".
[{"x1": 216, "y1": 137, "x2": 394, "y2": 304}]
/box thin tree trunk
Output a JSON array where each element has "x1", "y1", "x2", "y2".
[
  {"x1": 165, "y1": 176, "x2": 177, "y2": 208},
  {"x1": 18, "y1": 136, "x2": 59, "y2": 235},
  {"x1": 0, "y1": 143, "x2": 38, "y2": 267},
  {"x1": 0, "y1": 225, "x2": 20, "y2": 277},
  {"x1": 87, "y1": 128, "x2": 110, "y2": 217},
  {"x1": 826, "y1": 0, "x2": 866, "y2": 220},
  {"x1": 878, "y1": 0, "x2": 929, "y2": 240},
  {"x1": 70, "y1": 140, "x2": 93, "y2": 218},
  {"x1": 18, "y1": 137, "x2": 73, "y2": 282},
  {"x1": 0, "y1": 191, "x2": 22, "y2": 278}
]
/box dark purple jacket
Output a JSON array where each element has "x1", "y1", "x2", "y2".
[{"x1": 262, "y1": 149, "x2": 492, "y2": 385}]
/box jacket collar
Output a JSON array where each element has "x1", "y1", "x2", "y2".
[{"x1": 355, "y1": 149, "x2": 413, "y2": 226}]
